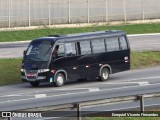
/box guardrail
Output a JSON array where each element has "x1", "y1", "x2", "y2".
[{"x1": 1, "y1": 92, "x2": 160, "y2": 120}]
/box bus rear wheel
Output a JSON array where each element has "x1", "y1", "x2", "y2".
[
  {"x1": 54, "y1": 73, "x2": 65, "y2": 87},
  {"x1": 98, "y1": 68, "x2": 110, "y2": 81},
  {"x1": 30, "y1": 81, "x2": 40, "y2": 87}
]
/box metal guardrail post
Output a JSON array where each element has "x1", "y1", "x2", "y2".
[
  {"x1": 138, "y1": 96, "x2": 144, "y2": 113},
  {"x1": 75, "y1": 103, "x2": 81, "y2": 120},
  {"x1": 8, "y1": 117, "x2": 12, "y2": 120}
]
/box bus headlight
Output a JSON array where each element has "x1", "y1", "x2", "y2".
[{"x1": 21, "y1": 69, "x2": 24, "y2": 72}]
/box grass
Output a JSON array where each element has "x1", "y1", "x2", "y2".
[
  {"x1": 0, "y1": 51, "x2": 160, "y2": 86},
  {"x1": 1, "y1": 23, "x2": 160, "y2": 42},
  {"x1": 131, "y1": 51, "x2": 160, "y2": 69},
  {"x1": 0, "y1": 59, "x2": 22, "y2": 85}
]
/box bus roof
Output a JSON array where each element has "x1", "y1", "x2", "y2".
[{"x1": 32, "y1": 30, "x2": 126, "y2": 43}]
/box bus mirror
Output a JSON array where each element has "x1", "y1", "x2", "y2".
[{"x1": 23, "y1": 50, "x2": 26, "y2": 58}]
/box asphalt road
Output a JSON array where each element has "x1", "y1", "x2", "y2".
[
  {"x1": 0, "y1": 67, "x2": 160, "y2": 112},
  {"x1": 0, "y1": 33, "x2": 160, "y2": 119},
  {"x1": 0, "y1": 33, "x2": 160, "y2": 58}
]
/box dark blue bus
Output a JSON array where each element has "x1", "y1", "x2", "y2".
[{"x1": 21, "y1": 30, "x2": 130, "y2": 87}]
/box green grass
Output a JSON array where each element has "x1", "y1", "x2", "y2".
[
  {"x1": 0, "y1": 51, "x2": 160, "y2": 86},
  {"x1": 0, "y1": 59, "x2": 22, "y2": 85},
  {"x1": 131, "y1": 51, "x2": 160, "y2": 69},
  {"x1": 1, "y1": 23, "x2": 160, "y2": 42}
]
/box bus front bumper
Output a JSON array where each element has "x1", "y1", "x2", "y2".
[{"x1": 21, "y1": 69, "x2": 50, "y2": 83}]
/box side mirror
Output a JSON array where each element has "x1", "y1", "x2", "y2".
[
  {"x1": 23, "y1": 50, "x2": 26, "y2": 55},
  {"x1": 23, "y1": 50, "x2": 26, "y2": 59}
]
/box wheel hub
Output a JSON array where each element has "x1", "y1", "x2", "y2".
[
  {"x1": 102, "y1": 70, "x2": 108, "y2": 79},
  {"x1": 57, "y1": 76, "x2": 64, "y2": 85}
]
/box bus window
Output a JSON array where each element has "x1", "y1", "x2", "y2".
[
  {"x1": 106, "y1": 37, "x2": 120, "y2": 52},
  {"x1": 65, "y1": 42, "x2": 76, "y2": 56},
  {"x1": 52, "y1": 46, "x2": 59, "y2": 58},
  {"x1": 92, "y1": 39, "x2": 105, "y2": 53},
  {"x1": 119, "y1": 36, "x2": 128, "y2": 50},
  {"x1": 79, "y1": 41, "x2": 91, "y2": 55},
  {"x1": 56, "y1": 44, "x2": 65, "y2": 57}
]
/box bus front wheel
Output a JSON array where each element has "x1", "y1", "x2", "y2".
[
  {"x1": 98, "y1": 68, "x2": 110, "y2": 81},
  {"x1": 54, "y1": 73, "x2": 65, "y2": 87}
]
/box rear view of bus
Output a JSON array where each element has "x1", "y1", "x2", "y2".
[{"x1": 21, "y1": 30, "x2": 130, "y2": 87}]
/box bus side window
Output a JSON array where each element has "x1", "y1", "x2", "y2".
[
  {"x1": 65, "y1": 42, "x2": 76, "y2": 56},
  {"x1": 106, "y1": 37, "x2": 119, "y2": 52},
  {"x1": 76, "y1": 42, "x2": 81, "y2": 55},
  {"x1": 79, "y1": 41, "x2": 91, "y2": 55},
  {"x1": 56, "y1": 44, "x2": 65, "y2": 57},
  {"x1": 119, "y1": 36, "x2": 128, "y2": 50},
  {"x1": 92, "y1": 39, "x2": 105, "y2": 53}
]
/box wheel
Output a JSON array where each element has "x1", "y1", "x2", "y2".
[
  {"x1": 98, "y1": 68, "x2": 110, "y2": 81},
  {"x1": 30, "y1": 81, "x2": 40, "y2": 87},
  {"x1": 54, "y1": 73, "x2": 65, "y2": 87}
]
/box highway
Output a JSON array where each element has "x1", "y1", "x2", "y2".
[
  {"x1": 0, "y1": 33, "x2": 160, "y2": 58},
  {"x1": 0, "y1": 67, "x2": 160, "y2": 111},
  {"x1": 0, "y1": 33, "x2": 160, "y2": 119}
]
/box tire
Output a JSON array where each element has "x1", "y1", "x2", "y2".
[
  {"x1": 54, "y1": 73, "x2": 65, "y2": 87},
  {"x1": 30, "y1": 81, "x2": 40, "y2": 87},
  {"x1": 98, "y1": 68, "x2": 110, "y2": 81}
]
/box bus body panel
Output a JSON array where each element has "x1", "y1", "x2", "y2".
[
  {"x1": 21, "y1": 30, "x2": 130, "y2": 86},
  {"x1": 50, "y1": 56, "x2": 80, "y2": 81}
]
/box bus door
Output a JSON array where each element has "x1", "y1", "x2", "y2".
[
  {"x1": 51, "y1": 43, "x2": 80, "y2": 81},
  {"x1": 78, "y1": 41, "x2": 92, "y2": 79},
  {"x1": 118, "y1": 35, "x2": 130, "y2": 71},
  {"x1": 64, "y1": 42, "x2": 80, "y2": 80}
]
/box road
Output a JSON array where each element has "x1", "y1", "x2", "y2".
[
  {"x1": 0, "y1": 34, "x2": 160, "y2": 119},
  {"x1": 0, "y1": 67, "x2": 160, "y2": 112},
  {"x1": 0, "y1": 33, "x2": 160, "y2": 58}
]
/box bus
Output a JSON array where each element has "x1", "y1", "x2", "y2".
[{"x1": 21, "y1": 30, "x2": 130, "y2": 87}]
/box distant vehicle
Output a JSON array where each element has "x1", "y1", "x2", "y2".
[{"x1": 21, "y1": 30, "x2": 130, "y2": 87}]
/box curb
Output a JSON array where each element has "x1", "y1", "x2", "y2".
[
  {"x1": 0, "y1": 40, "x2": 31, "y2": 45},
  {"x1": 128, "y1": 33, "x2": 160, "y2": 37}
]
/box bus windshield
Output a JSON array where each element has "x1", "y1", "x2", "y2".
[{"x1": 25, "y1": 41, "x2": 53, "y2": 61}]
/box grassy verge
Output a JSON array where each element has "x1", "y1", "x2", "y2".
[
  {"x1": 0, "y1": 51, "x2": 160, "y2": 86},
  {"x1": 131, "y1": 51, "x2": 160, "y2": 69},
  {"x1": 0, "y1": 59, "x2": 22, "y2": 85},
  {"x1": 1, "y1": 23, "x2": 160, "y2": 42}
]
